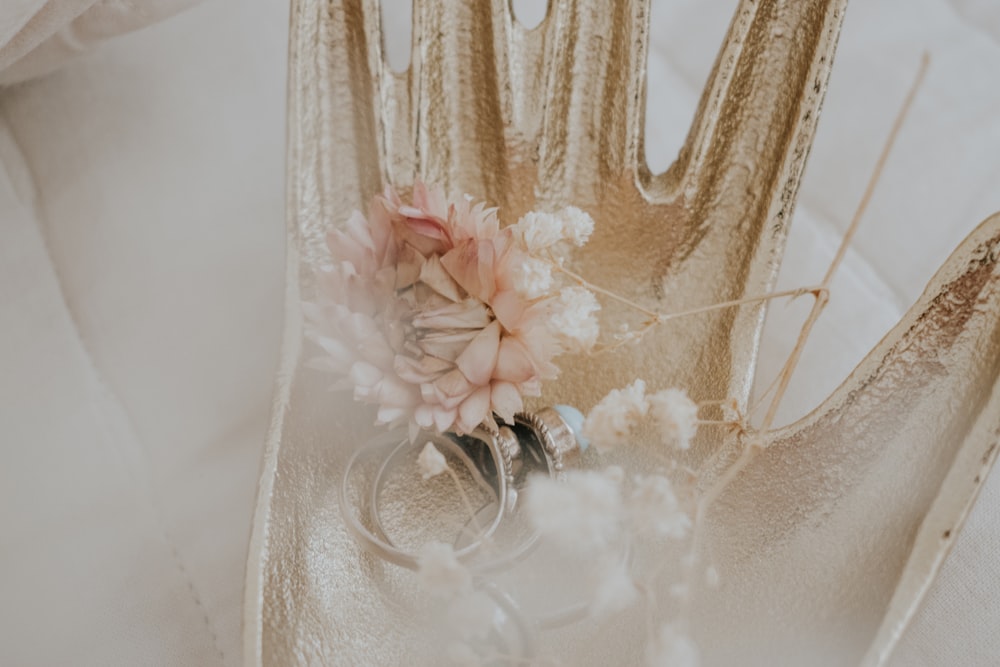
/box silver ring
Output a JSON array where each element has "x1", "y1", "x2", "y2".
[
  {"x1": 338, "y1": 406, "x2": 592, "y2": 630},
  {"x1": 340, "y1": 425, "x2": 510, "y2": 570}
]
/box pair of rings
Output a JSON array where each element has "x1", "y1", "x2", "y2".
[
  {"x1": 338, "y1": 406, "x2": 618, "y2": 661},
  {"x1": 339, "y1": 406, "x2": 587, "y2": 572}
]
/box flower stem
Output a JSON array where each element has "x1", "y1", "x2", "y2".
[
  {"x1": 552, "y1": 261, "x2": 661, "y2": 319},
  {"x1": 445, "y1": 466, "x2": 485, "y2": 539},
  {"x1": 755, "y1": 52, "x2": 929, "y2": 434},
  {"x1": 682, "y1": 55, "x2": 930, "y2": 607}
]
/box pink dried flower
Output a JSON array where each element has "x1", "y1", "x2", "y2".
[{"x1": 305, "y1": 182, "x2": 597, "y2": 435}]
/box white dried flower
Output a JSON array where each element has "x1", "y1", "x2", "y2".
[
  {"x1": 548, "y1": 286, "x2": 601, "y2": 354},
  {"x1": 629, "y1": 475, "x2": 691, "y2": 540},
  {"x1": 526, "y1": 470, "x2": 623, "y2": 550},
  {"x1": 646, "y1": 624, "x2": 700, "y2": 667},
  {"x1": 416, "y1": 541, "x2": 471, "y2": 598},
  {"x1": 446, "y1": 642, "x2": 483, "y2": 667},
  {"x1": 556, "y1": 206, "x2": 595, "y2": 247},
  {"x1": 447, "y1": 591, "x2": 496, "y2": 640},
  {"x1": 512, "y1": 211, "x2": 565, "y2": 252},
  {"x1": 647, "y1": 388, "x2": 699, "y2": 450},
  {"x1": 581, "y1": 379, "x2": 649, "y2": 450},
  {"x1": 511, "y1": 256, "x2": 554, "y2": 300},
  {"x1": 417, "y1": 442, "x2": 449, "y2": 480},
  {"x1": 590, "y1": 561, "x2": 639, "y2": 617}
]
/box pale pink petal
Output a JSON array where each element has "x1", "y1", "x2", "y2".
[
  {"x1": 376, "y1": 406, "x2": 408, "y2": 425},
  {"x1": 345, "y1": 311, "x2": 380, "y2": 342},
  {"x1": 402, "y1": 215, "x2": 451, "y2": 242},
  {"x1": 414, "y1": 405, "x2": 435, "y2": 429},
  {"x1": 377, "y1": 375, "x2": 418, "y2": 409},
  {"x1": 393, "y1": 217, "x2": 450, "y2": 257},
  {"x1": 366, "y1": 203, "x2": 393, "y2": 265},
  {"x1": 490, "y1": 290, "x2": 527, "y2": 330},
  {"x1": 394, "y1": 242, "x2": 424, "y2": 289},
  {"x1": 315, "y1": 336, "x2": 354, "y2": 369},
  {"x1": 418, "y1": 254, "x2": 464, "y2": 302},
  {"x1": 458, "y1": 385, "x2": 492, "y2": 434},
  {"x1": 433, "y1": 406, "x2": 458, "y2": 432},
  {"x1": 456, "y1": 321, "x2": 501, "y2": 386},
  {"x1": 373, "y1": 265, "x2": 397, "y2": 297},
  {"x1": 378, "y1": 185, "x2": 403, "y2": 212},
  {"x1": 419, "y1": 330, "x2": 479, "y2": 362},
  {"x1": 345, "y1": 209, "x2": 376, "y2": 251},
  {"x1": 412, "y1": 300, "x2": 492, "y2": 330},
  {"x1": 350, "y1": 360, "x2": 382, "y2": 388},
  {"x1": 475, "y1": 240, "x2": 497, "y2": 301},
  {"x1": 512, "y1": 324, "x2": 561, "y2": 378},
  {"x1": 490, "y1": 381, "x2": 523, "y2": 423},
  {"x1": 326, "y1": 227, "x2": 370, "y2": 269},
  {"x1": 354, "y1": 382, "x2": 379, "y2": 402},
  {"x1": 357, "y1": 333, "x2": 395, "y2": 369},
  {"x1": 439, "y1": 240, "x2": 482, "y2": 301},
  {"x1": 411, "y1": 180, "x2": 450, "y2": 220},
  {"x1": 394, "y1": 354, "x2": 453, "y2": 384},
  {"x1": 494, "y1": 336, "x2": 536, "y2": 383},
  {"x1": 433, "y1": 368, "x2": 476, "y2": 410}
]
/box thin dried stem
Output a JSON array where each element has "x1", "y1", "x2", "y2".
[
  {"x1": 681, "y1": 53, "x2": 930, "y2": 605},
  {"x1": 552, "y1": 261, "x2": 661, "y2": 319},
  {"x1": 552, "y1": 247, "x2": 827, "y2": 357},
  {"x1": 592, "y1": 286, "x2": 826, "y2": 355},
  {"x1": 445, "y1": 466, "x2": 485, "y2": 538},
  {"x1": 757, "y1": 53, "x2": 930, "y2": 433}
]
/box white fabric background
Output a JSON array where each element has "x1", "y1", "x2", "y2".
[{"x1": 0, "y1": 0, "x2": 998, "y2": 665}]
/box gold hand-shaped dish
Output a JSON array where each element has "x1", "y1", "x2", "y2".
[{"x1": 243, "y1": 1, "x2": 1000, "y2": 664}]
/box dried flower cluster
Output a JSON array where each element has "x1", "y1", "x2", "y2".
[
  {"x1": 416, "y1": 541, "x2": 498, "y2": 666},
  {"x1": 525, "y1": 467, "x2": 691, "y2": 552},
  {"x1": 519, "y1": 377, "x2": 705, "y2": 666},
  {"x1": 417, "y1": 441, "x2": 448, "y2": 479},
  {"x1": 524, "y1": 467, "x2": 697, "y2": 664},
  {"x1": 583, "y1": 379, "x2": 699, "y2": 451},
  {"x1": 305, "y1": 182, "x2": 598, "y2": 436}
]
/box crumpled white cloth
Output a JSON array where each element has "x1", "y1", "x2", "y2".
[
  {"x1": 0, "y1": 0, "x2": 998, "y2": 665},
  {"x1": 0, "y1": 0, "x2": 199, "y2": 84}
]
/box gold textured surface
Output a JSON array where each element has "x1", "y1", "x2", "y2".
[{"x1": 243, "y1": 0, "x2": 1000, "y2": 664}]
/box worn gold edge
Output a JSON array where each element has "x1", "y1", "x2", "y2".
[
  {"x1": 724, "y1": 0, "x2": 849, "y2": 408},
  {"x1": 762, "y1": 213, "x2": 1000, "y2": 666},
  {"x1": 856, "y1": 213, "x2": 1000, "y2": 666},
  {"x1": 241, "y1": 1, "x2": 309, "y2": 663}
]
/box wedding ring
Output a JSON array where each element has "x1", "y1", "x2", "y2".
[
  {"x1": 340, "y1": 406, "x2": 586, "y2": 572},
  {"x1": 339, "y1": 425, "x2": 509, "y2": 570}
]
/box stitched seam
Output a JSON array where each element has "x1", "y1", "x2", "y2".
[{"x1": 0, "y1": 105, "x2": 227, "y2": 666}]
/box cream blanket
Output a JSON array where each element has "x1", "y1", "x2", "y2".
[{"x1": 0, "y1": 0, "x2": 998, "y2": 664}]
